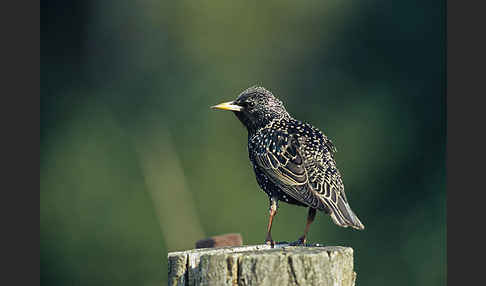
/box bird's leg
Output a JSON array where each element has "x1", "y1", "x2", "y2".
[
  {"x1": 292, "y1": 207, "x2": 317, "y2": 245},
  {"x1": 265, "y1": 197, "x2": 278, "y2": 248}
]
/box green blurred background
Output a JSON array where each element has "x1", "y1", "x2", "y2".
[{"x1": 41, "y1": 0, "x2": 445, "y2": 285}]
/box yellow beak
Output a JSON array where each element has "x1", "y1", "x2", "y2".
[{"x1": 210, "y1": 101, "x2": 243, "y2": 112}]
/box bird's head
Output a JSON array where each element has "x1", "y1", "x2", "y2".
[{"x1": 211, "y1": 86, "x2": 290, "y2": 132}]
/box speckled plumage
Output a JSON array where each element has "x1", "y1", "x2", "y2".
[{"x1": 212, "y1": 86, "x2": 364, "y2": 244}]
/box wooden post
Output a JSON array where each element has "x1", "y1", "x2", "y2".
[{"x1": 168, "y1": 244, "x2": 357, "y2": 286}]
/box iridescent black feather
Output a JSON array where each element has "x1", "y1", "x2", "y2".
[{"x1": 226, "y1": 86, "x2": 364, "y2": 230}]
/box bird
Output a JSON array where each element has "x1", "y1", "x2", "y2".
[{"x1": 211, "y1": 86, "x2": 364, "y2": 247}]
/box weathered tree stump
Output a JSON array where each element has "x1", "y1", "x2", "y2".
[{"x1": 168, "y1": 244, "x2": 356, "y2": 286}]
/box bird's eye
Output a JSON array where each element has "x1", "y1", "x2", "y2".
[{"x1": 248, "y1": 101, "x2": 256, "y2": 108}]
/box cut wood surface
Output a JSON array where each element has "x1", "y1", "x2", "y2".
[{"x1": 168, "y1": 244, "x2": 356, "y2": 286}]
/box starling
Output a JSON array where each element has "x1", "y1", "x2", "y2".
[{"x1": 211, "y1": 86, "x2": 364, "y2": 246}]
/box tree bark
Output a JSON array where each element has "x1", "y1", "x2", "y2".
[{"x1": 168, "y1": 244, "x2": 356, "y2": 286}]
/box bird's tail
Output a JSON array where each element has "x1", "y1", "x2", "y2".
[{"x1": 329, "y1": 197, "x2": 365, "y2": 230}]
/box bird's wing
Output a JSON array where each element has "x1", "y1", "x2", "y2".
[
  {"x1": 252, "y1": 127, "x2": 364, "y2": 229},
  {"x1": 303, "y1": 130, "x2": 364, "y2": 229},
  {"x1": 251, "y1": 130, "x2": 328, "y2": 210}
]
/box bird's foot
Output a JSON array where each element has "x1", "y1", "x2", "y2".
[
  {"x1": 289, "y1": 236, "x2": 307, "y2": 246},
  {"x1": 264, "y1": 238, "x2": 275, "y2": 248}
]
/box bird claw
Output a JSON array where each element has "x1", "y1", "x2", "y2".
[
  {"x1": 264, "y1": 239, "x2": 275, "y2": 248},
  {"x1": 289, "y1": 236, "x2": 307, "y2": 246}
]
